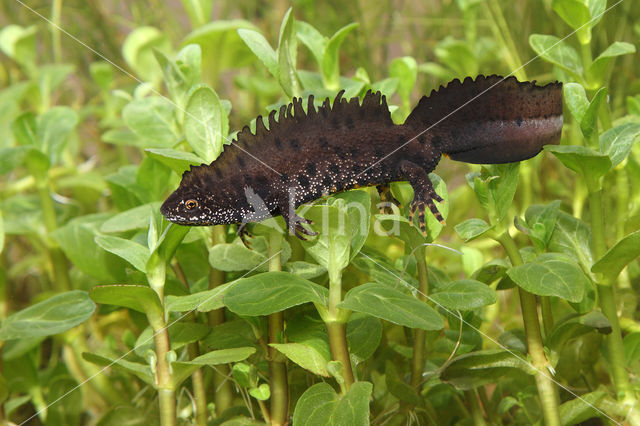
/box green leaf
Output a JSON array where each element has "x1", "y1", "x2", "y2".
[
  {"x1": 580, "y1": 87, "x2": 607, "y2": 141},
  {"x1": 300, "y1": 202, "x2": 351, "y2": 283},
  {"x1": 347, "y1": 314, "x2": 382, "y2": 363},
  {"x1": 468, "y1": 164, "x2": 519, "y2": 224},
  {"x1": 385, "y1": 360, "x2": 422, "y2": 406},
  {"x1": 183, "y1": 20, "x2": 259, "y2": 72},
  {"x1": 440, "y1": 349, "x2": 534, "y2": 390},
  {"x1": 145, "y1": 148, "x2": 204, "y2": 174},
  {"x1": 122, "y1": 26, "x2": 170, "y2": 83},
  {"x1": 51, "y1": 214, "x2": 129, "y2": 282},
  {"x1": 434, "y1": 37, "x2": 478, "y2": 77},
  {"x1": 237, "y1": 28, "x2": 278, "y2": 79},
  {"x1": 90, "y1": 61, "x2": 113, "y2": 91},
  {"x1": 184, "y1": 84, "x2": 227, "y2": 163},
  {"x1": 527, "y1": 206, "x2": 593, "y2": 274},
  {"x1": 284, "y1": 261, "x2": 327, "y2": 279},
  {"x1": 430, "y1": 279, "x2": 497, "y2": 310},
  {"x1": 563, "y1": 83, "x2": 589, "y2": 125},
  {"x1": 293, "y1": 382, "x2": 372, "y2": 426},
  {"x1": 188, "y1": 347, "x2": 256, "y2": 365},
  {"x1": 249, "y1": 383, "x2": 271, "y2": 401},
  {"x1": 11, "y1": 112, "x2": 37, "y2": 146},
  {"x1": 0, "y1": 25, "x2": 36, "y2": 67},
  {"x1": 559, "y1": 389, "x2": 607, "y2": 426},
  {"x1": 389, "y1": 56, "x2": 418, "y2": 111},
  {"x1": 524, "y1": 200, "x2": 561, "y2": 251},
  {"x1": 472, "y1": 259, "x2": 510, "y2": 284},
  {"x1": 94, "y1": 235, "x2": 149, "y2": 272},
  {"x1": 122, "y1": 97, "x2": 179, "y2": 148},
  {"x1": 0, "y1": 291, "x2": 95, "y2": 340},
  {"x1": 546, "y1": 311, "x2": 611, "y2": 362},
  {"x1": 295, "y1": 21, "x2": 326, "y2": 66},
  {"x1": 82, "y1": 352, "x2": 154, "y2": 385},
  {"x1": 339, "y1": 283, "x2": 444, "y2": 331},
  {"x1": 588, "y1": 42, "x2": 636, "y2": 88},
  {"x1": 276, "y1": 8, "x2": 299, "y2": 97},
  {"x1": 90, "y1": 285, "x2": 163, "y2": 329},
  {"x1": 506, "y1": 253, "x2": 588, "y2": 302},
  {"x1": 46, "y1": 377, "x2": 82, "y2": 426},
  {"x1": 165, "y1": 282, "x2": 233, "y2": 312},
  {"x1": 321, "y1": 23, "x2": 359, "y2": 90},
  {"x1": 0, "y1": 210, "x2": 4, "y2": 254},
  {"x1": 599, "y1": 123, "x2": 640, "y2": 168},
  {"x1": 180, "y1": 0, "x2": 212, "y2": 28},
  {"x1": 544, "y1": 145, "x2": 612, "y2": 187},
  {"x1": 270, "y1": 343, "x2": 330, "y2": 376},
  {"x1": 37, "y1": 107, "x2": 78, "y2": 164},
  {"x1": 529, "y1": 34, "x2": 583, "y2": 79},
  {"x1": 224, "y1": 271, "x2": 328, "y2": 316},
  {"x1": 551, "y1": 0, "x2": 591, "y2": 44},
  {"x1": 209, "y1": 237, "x2": 275, "y2": 272},
  {"x1": 454, "y1": 218, "x2": 493, "y2": 242},
  {"x1": 100, "y1": 203, "x2": 159, "y2": 233},
  {"x1": 0, "y1": 146, "x2": 29, "y2": 174},
  {"x1": 592, "y1": 230, "x2": 640, "y2": 282},
  {"x1": 624, "y1": 333, "x2": 640, "y2": 366}
]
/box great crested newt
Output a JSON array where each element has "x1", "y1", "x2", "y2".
[{"x1": 161, "y1": 75, "x2": 563, "y2": 239}]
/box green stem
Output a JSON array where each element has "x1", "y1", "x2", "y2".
[
  {"x1": 466, "y1": 390, "x2": 487, "y2": 426},
  {"x1": 540, "y1": 296, "x2": 554, "y2": 338},
  {"x1": 495, "y1": 232, "x2": 561, "y2": 426},
  {"x1": 410, "y1": 248, "x2": 429, "y2": 388},
  {"x1": 187, "y1": 340, "x2": 207, "y2": 426},
  {"x1": 325, "y1": 270, "x2": 355, "y2": 390},
  {"x1": 36, "y1": 178, "x2": 71, "y2": 292},
  {"x1": 267, "y1": 232, "x2": 289, "y2": 425},
  {"x1": 486, "y1": 0, "x2": 527, "y2": 81},
  {"x1": 50, "y1": 0, "x2": 62, "y2": 62},
  {"x1": 208, "y1": 225, "x2": 233, "y2": 416},
  {"x1": 153, "y1": 323, "x2": 176, "y2": 426},
  {"x1": 589, "y1": 185, "x2": 634, "y2": 403}
]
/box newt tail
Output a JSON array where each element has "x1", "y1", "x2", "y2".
[{"x1": 161, "y1": 75, "x2": 563, "y2": 239}]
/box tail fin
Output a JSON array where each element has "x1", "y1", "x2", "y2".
[{"x1": 405, "y1": 75, "x2": 563, "y2": 164}]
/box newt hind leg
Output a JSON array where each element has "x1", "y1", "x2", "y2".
[{"x1": 397, "y1": 160, "x2": 445, "y2": 236}]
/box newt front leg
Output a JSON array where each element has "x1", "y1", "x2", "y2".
[{"x1": 397, "y1": 160, "x2": 445, "y2": 236}]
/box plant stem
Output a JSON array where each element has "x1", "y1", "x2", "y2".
[
  {"x1": 486, "y1": 0, "x2": 527, "y2": 81},
  {"x1": 325, "y1": 271, "x2": 355, "y2": 390},
  {"x1": 267, "y1": 231, "x2": 289, "y2": 425},
  {"x1": 540, "y1": 296, "x2": 554, "y2": 338},
  {"x1": 187, "y1": 341, "x2": 208, "y2": 426},
  {"x1": 495, "y1": 231, "x2": 561, "y2": 426},
  {"x1": 50, "y1": 0, "x2": 62, "y2": 63},
  {"x1": 466, "y1": 389, "x2": 487, "y2": 426},
  {"x1": 153, "y1": 323, "x2": 176, "y2": 426},
  {"x1": 588, "y1": 187, "x2": 634, "y2": 403},
  {"x1": 36, "y1": 178, "x2": 71, "y2": 292},
  {"x1": 410, "y1": 248, "x2": 428, "y2": 388},
  {"x1": 208, "y1": 225, "x2": 233, "y2": 416}
]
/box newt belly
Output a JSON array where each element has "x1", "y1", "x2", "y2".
[{"x1": 161, "y1": 75, "x2": 563, "y2": 239}]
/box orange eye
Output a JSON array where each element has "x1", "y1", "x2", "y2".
[{"x1": 185, "y1": 199, "x2": 198, "y2": 210}]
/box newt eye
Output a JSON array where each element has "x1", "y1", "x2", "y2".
[{"x1": 185, "y1": 199, "x2": 198, "y2": 210}]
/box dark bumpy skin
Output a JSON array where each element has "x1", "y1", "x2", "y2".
[{"x1": 161, "y1": 75, "x2": 563, "y2": 238}]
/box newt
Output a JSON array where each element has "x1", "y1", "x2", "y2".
[{"x1": 161, "y1": 75, "x2": 563, "y2": 239}]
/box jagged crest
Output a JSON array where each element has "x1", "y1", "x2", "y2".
[
  {"x1": 405, "y1": 74, "x2": 562, "y2": 128},
  {"x1": 179, "y1": 89, "x2": 393, "y2": 185}
]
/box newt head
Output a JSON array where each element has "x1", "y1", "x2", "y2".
[
  {"x1": 160, "y1": 164, "x2": 221, "y2": 225},
  {"x1": 160, "y1": 187, "x2": 213, "y2": 225}
]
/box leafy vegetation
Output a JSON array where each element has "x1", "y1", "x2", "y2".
[{"x1": 1, "y1": 1, "x2": 640, "y2": 425}]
